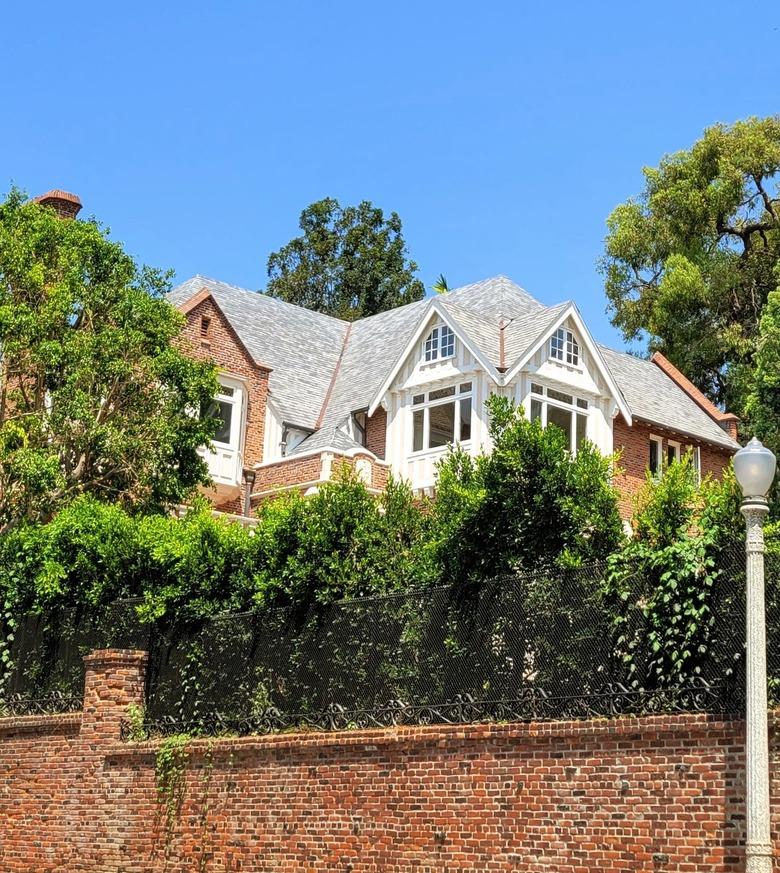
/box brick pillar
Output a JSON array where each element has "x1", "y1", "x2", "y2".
[{"x1": 82, "y1": 649, "x2": 148, "y2": 742}]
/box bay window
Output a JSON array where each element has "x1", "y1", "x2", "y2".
[
  {"x1": 411, "y1": 382, "x2": 472, "y2": 452},
  {"x1": 529, "y1": 383, "x2": 588, "y2": 452}
]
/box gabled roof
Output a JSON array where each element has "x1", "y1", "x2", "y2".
[
  {"x1": 169, "y1": 275, "x2": 348, "y2": 430},
  {"x1": 598, "y1": 346, "x2": 740, "y2": 450},
  {"x1": 169, "y1": 273, "x2": 739, "y2": 452}
]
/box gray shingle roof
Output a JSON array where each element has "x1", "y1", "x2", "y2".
[
  {"x1": 598, "y1": 345, "x2": 739, "y2": 450},
  {"x1": 169, "y1": 274, "x2": 739, "y2": 453}
]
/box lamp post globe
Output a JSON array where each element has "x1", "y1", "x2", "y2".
[
  {"x1": 735, "y1": 437, "x2": 776, "y2": 873},
  {"x1": 734, "y1": 437, "x2": 777, "y2": 501}
]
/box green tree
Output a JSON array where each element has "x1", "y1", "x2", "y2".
[
  {"x1": 600, "y1": 117, "x2": 780, "y2": 413},
  {"x1": 266, "y1": 198, "x2": 425, "y2": 320},
  {"x1": 744, "y1": 284, "x2": 780, "y2": 493},
  {"x1": 0, "y1": 188, "x2": 218, "y2": 531},
  {"x1": 432, "y1": 395, "x2": 623, "y2": 587}
]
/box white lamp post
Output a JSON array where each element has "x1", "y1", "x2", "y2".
[{"x1": 734, "y1": 437, "x2": 777, "y2": 873}]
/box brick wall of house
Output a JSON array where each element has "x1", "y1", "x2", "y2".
[
  {"x1": 2, "y1": 649, "x2": 778, "y2": 872},
  {"x1": 613, "y1": 415, "x2": 734, "y2": 519},
  {"x1": 365, "y1": 408, "x2": 387, "y2": 459}
]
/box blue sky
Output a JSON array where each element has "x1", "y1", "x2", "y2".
[{"x1": 2, "y1": 1, "x2": 779, "y2": 348}]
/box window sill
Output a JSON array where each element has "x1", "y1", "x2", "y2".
[
  {"x1": 408, "y1": 440, "x2": 472, "y2": 460},
  {"x1": 547, "y1": 358, "x2": 582, "y2": 374}
]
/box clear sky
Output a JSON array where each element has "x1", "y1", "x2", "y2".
[{"x1": 2, "y1": 1, "x2": 779, "y2": 349}]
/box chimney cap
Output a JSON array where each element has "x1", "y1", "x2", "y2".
[{"x1": 32, "y1": 189, "x2": 82, "y2": 218}]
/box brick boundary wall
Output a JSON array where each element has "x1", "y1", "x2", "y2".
[{"x1": 2, "y1": 649, "x2": 780, "y2": 872}]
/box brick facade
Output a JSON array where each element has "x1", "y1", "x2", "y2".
[
  {"x1": 2, "y1": 648, "x2": 780, "y2": 872},
  {"x1": 365, "y1": 408, "x2": 387, "y2": 459},
  {"x1": 177, "y1": 291, "x2": 271, "y2": 513},
  {"x1": 613, "y1": 415, "x2": 733, "y2": 519}
]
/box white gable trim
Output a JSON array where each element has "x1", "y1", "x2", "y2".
[
  {"x1": 504, "y1": 302, "x2": 633, "y2": 425},
  {"x1": 367, "y1": 299, "x2": 501, "y2": 416}
]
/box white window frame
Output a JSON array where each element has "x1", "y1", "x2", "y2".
[
  {"x1": 210, "y1": 377, "x2": 244, "y2": 451},
  {"x1": 410, "y1": 382, "x2": 473, "y2": 455},
  {"x1": 423, "y1": 325, "x2": 455, "y2": 363},
  {"x1": 690, "y1": 445, "x2": 702, "y2": 483},
  {"x1": 550, "y1": 328, "x2": 580, "y2": 367},
  {"x1": 648, "y1": 435, "x2": 664, "y2": 477},
  {"x1": 667, "y1": 439, "x2": 681, "y2": 465},
  {"x1": 528, "y1": 382, "x2": 589, "y2": 454}
]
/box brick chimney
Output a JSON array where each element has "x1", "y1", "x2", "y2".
[{"x1": 32, "y1": 189, "x2": 82, "y2": 219}]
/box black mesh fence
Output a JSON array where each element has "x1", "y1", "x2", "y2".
[{"x1": 2, "y1": 543, "x2": 779, "y2": 734}]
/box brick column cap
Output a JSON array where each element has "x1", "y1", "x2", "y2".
[{"x1": 83, "y1": 648, "x2": 148, "y2": 668}]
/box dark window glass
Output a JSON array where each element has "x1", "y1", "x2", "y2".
[
  {"x1": 429, "y1": 386, "x2": 456, "y2": 401},
  {"x1": 459, "y1": 397, "x2": 472, "y2": 441},
  {"x1": 412, "y1": 394, "x2": 425, "y2": 406},
  {"x1": 649, "y1": 440, "x2": 660, "y2": 474},
  {"x1": 413, "y1": 409, "x2": 424, "y2": 452},
  {"x1": 576, "y1": 413, "x2": 587, "y2": 449},
  {"x1": 429, "y1": 402, "x2": 455, "y2": 448},
  {"x1": 531, "y1": 383, "x2": 544, "y2": 395},
  {"x1": 667, "y1": 444, "x2": 679, "y2": 465},
  {"x1": 531, "y1": 399, "x2": 543, "y2": 421},
  {"x1": 548, "y1": 388, "x2": 573, "y2": 405},
  {"x1": 546, "y1": 404, "x2": 573, "y2": 451},
  {"x1": 576, "y1": 398, "x2": 588, "y2": 409},
  {"x1": 209, "y1": 400, "x2": 233, "y2": 445}
]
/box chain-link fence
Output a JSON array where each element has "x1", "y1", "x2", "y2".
[{"x1": 2, "y1": 543, "x2": 779, "y2": 733}]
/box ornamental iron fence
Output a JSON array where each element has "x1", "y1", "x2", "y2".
[{"x1": 2, "y1": 543, "x2": 779, "y2": 734}]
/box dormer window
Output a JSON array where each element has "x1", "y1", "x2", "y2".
[
  {"x1": 424, "y1": 325, "x2": 455, "y2": 362},
  {"x1": 550, "y1": 328, "x2": 579, "y2": 366}
]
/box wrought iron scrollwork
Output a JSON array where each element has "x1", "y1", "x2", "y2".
[
  {"x1": 122, "y1": 679, "x2": 732, "y2": 741},
  {"x1": 0, "y1": 691, "x2": 82, "y2": 717}
]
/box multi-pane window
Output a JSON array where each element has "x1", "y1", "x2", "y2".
[
  {"x1": 529, "y1": 383, "x2": 588, "y2": 452},
  {"x1": 424, "y1": 325, "x2": 455, "y2": 362},
  {"x1": 667, "y1": 440, "x2": 681, "y2": 465},
  {"x1": 550, "y1": 328, "x2": 579, "y2": 366},
  {"x1": 411, "y1": 382, "x2": 472, "y2": 452}
]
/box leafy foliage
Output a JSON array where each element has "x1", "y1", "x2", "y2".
[
  {"x1": 266, "y1": 198, "x2": 425, "y2": 320},
  {"x1": 432, "y1": 395, "x2": 624, "y2": 586},
  {"x1": 600, "y1": 117, "x2": 780, "y2": 415},
  {"x1": 0, "y1": 188, "x2": 219, "y2": 531},
  {"x1": 604, "y1": 456, "x2": 746, "y2": 689}
]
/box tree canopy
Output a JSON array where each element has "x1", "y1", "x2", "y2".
[
  {"x1": 266, "y1": 198, "x2": 425, "y2": 320},
  {"x1": 0, "y1": 189, "x2": 218, "y2": 532},
  {"x1": 600, "y1": 117, "x2": 780, "y2": 418}
]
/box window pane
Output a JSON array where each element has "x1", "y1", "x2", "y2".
[
  {"x1": 649, "y1": 440, "x2": 659, "y2": 474},
  {"x1": 412, "y1": 394, "x2": 425, "y2": 405},
  {"x1": 576, "y1": 398, "x2": 588, "y2": 409},
  {"x1": 424, "y1": 328, "x2": 438, "y2": 362},
  {"x1": 413, "y1": 409, "x2": 424, "y2": 452},
  {"x1": 576, "y1": 413, "x2": 587, "y2": 449},
  {"x1": 531, "y1": 383, "x2": 544, "y2": 395},
  {"x1": 459, "y1": 382, "x2": 472, "y2": 393},
  {"x1": 429, "y1": 386, "x2": 456, "y2": 401},
  {"x1": 531, "y1": 398, "x2": 543, "y2": 421},
  {"x1": 440, "y1": 326, "x2": 455, "y2": 357},
  {"x1": 459, "y1": 397, "x2": 472, "y2": 441},
  {"x1": 567, "y1": 332, "x2": 579, "y2": 366},
  {"x1": 209, "y1": 399, "x2": 233, "y2": 444},
  {"x1": 667, "y1": 444, "x2": 678, "y2": 464},
  {"x1": 218, "y1": 385, "x2": 235, "y2": 397},
  {"x1": 548, "y1": 388, "x2": 573, "y2": 405},
  {"x1": 550, "y1": 329, "x2": 564, "y2": 360},
  {"x1": 428, "y1": 402, "x2": 455, "y2": 448},
  {"x1": 546, "y1": 404, "x2": 573, "y2": 451}
]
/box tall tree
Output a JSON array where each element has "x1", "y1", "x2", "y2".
[
  {"x1": 600, "y1": 117, "x2": 780, "y2": 414},
  {"x1": 0, "y1": 188, "x2": 218, "y2": 531},
  {"x1": 266, "y1": 198, "x2": 425, "y2": 320}
]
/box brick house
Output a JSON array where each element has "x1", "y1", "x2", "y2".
[{"x1": 168, "y1": 274, "x2": 739, "y2": 519}]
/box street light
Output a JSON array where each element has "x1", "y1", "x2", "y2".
[{"x1": 734, "y1": 437, "x2": 777, "y2": 873}]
